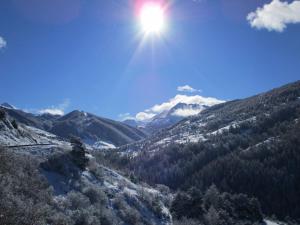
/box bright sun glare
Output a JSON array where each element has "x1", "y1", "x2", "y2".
[{"x1": 140, "y1": 3, "x2": 165, "y2": 34}]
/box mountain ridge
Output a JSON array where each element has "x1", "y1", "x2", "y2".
[{"x1": 0, "y1": 106, "x2": 147, "y2": 148}]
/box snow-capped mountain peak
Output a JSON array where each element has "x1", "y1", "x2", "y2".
[{"x1": 124, "y1": 101, "x2": 218, "y2": 134}]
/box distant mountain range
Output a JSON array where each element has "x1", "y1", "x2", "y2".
[
  {"x1": 0, "y1": 105, "x2": 146, "y2": 148},
  {"x1": 50, "y1": 110, "x2": 146, "y2": 147},
  {"x1": 0, "y1": 95, "x2": 223, "y2": 147}
]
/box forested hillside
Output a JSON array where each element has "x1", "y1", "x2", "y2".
[{"x1": 104, "y1": 81, "x2": 300, "y2": 224}]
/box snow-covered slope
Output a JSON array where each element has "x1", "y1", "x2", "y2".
[
  {"x1": 40, "y1": 147, "x2": 172, "y2": 224},
  {"x1": 0, "y1": 115, "x2": 66, "y2": 146},
  {"x1": 0, "y1": 112, "x2": 71, "y2": 158},
  {"x1": 264, "y1": 220, "x2": 284, "y2": 225},
  {"x1": 92, "y1": 140, "x2": 116, "y2": 150}
]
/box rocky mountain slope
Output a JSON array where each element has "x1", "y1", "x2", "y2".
[
  {"x1": 0, "y1": 109, "x2": 65, "y2": 146},
  {"x1": 0, "y1": 109, "x2": 71, "y2": 157},
  {"x1": 0, "y1": 103, "x2": 58, "y2": 130},
  {"x1": 50, "y1": 110, "x2": 146, "y2": 147}
]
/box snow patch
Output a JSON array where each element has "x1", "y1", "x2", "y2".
[
  {"x1": 264, "y1": 220, "x2": 284, "y2": 225},
  {"x1": 93, "y1": 141, "x2": 116, "y2": 150},
  {"x1": 207, "y1": 114, "x2": 215, "y2": 119},
  {"x1": 210, "y1": 124, "x2": 236, "y2": 135}
]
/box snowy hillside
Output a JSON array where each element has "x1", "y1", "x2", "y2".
[
  {"x1": 0, "y1": 112, "x2": 67, "y2": 147},
  {"x1": 43, "y1": 154, "x2": 172, "y2": 225}
]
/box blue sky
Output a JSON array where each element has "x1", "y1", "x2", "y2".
[{"x1": 0, "y1": 0, "x2": 300, "y2": 120}]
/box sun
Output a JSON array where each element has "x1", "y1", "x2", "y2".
[{"x1": 140, "y1": 3, "x2": 165, "y2": 34}]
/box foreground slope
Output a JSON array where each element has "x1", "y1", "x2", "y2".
[
  {"x1": 0, "y1": 120, "x2": 171, "y2": 225},
  {"x1": 0, "y1": 146, "x2": 172, "y2": 225}
]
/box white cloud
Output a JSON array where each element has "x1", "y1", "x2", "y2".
[
  {"x1": 177, "y1": 85, "x2": 201, "y2": 93},
  {"x1": 172, "y1": 108, "x2": 203, "y2": 117},
  {"x1": 134, "y1": 94, "x2": 224, "y2": 121},
  {"x1": 247, "y1": 0, "x2": 300, "y2": 32},
  {"x1": 0, "y1": 36, "x2": 7, "y2": 49},
  {"x1": 151, "y1": 94, "x2": 223, "y2": 113},
  {"x1": 38, "y1": 108, "x2": 65, "y2": 116},
  {"x1": 136, "y1": 112, "x2": 156, "y2": 122},
  {"x1": 118, "y1": 113, "x2": 135, "y2": 121},
  {"x1": 37, "y1": 99, "x2": 70, "y2": 116}
]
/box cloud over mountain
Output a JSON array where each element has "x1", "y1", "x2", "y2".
[
  {"x1": 172, "y1": 107, "x2": 203, "y2": 117},
  {"x1": 38, "y1": 108, "x2": 65, "y2": 116},
  {"x1": 133, "y1": 94, "x2": 224, "y2": 121},
  {"x1": 37, "y1": 99, "x2": 70, "y2": 116}
]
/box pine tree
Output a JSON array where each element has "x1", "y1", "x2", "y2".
[{"x1": 70, "y1": 137, "x2": 88, "y2": 170}]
